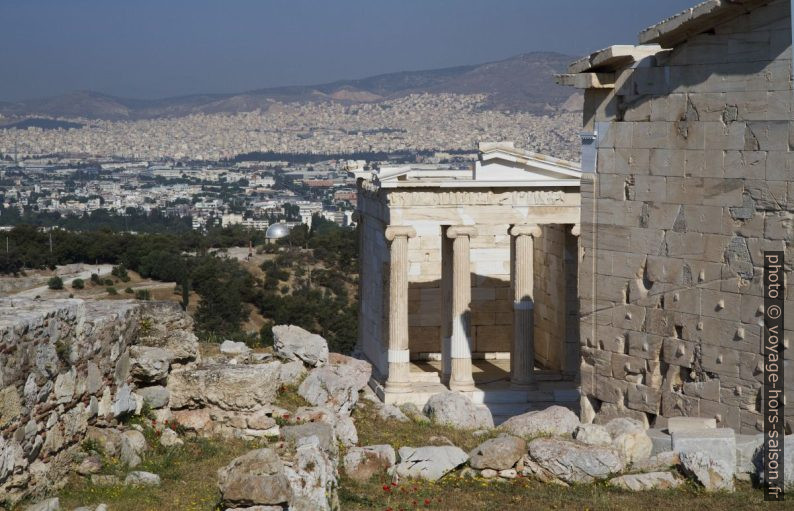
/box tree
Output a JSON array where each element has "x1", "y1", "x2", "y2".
[
  {"x1": 71, "y1": 278, "x2": 84, "y2": 290},
  {"x1": 47, "y1": 276, "x2": 63, "y2": 290}
]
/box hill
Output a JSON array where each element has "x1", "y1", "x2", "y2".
[{"x1": 0, "y1": 52, "x2": 581, "y2": 120}]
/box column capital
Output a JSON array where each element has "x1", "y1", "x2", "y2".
[
  {"x1": 385, "y1": 225, "x2": 416, "y2": 241},
  {"x1": 510, "y1": 224, "x2": 542, "y2": 238},
  {"x1": 446, "y1": 225, "x2": 477, "y2": 239},
  {"x1": 571, "y1": 224, "x2": 581, "y2": 237}
]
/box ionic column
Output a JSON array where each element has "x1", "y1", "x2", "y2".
[
  {"x1": 384, "y1": 225, "x2": 416, "y2": 392},
  {"x1": 510, "y1": 224, "x2": 542, "y2": 388},
  {"x1": 446, "y1": 225, "x2": 477, "y2": 391}
]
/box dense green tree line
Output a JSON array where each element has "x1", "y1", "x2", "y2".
[
  {"x1": 257, "y1": 216, "x2": 359, "y2": 353},
  {"x1": 0, "y1": 224, "x2": 265, "y2": 341},
  {"x1": 0, "y1": 217, "x2": 359, "y2": 353},
  {"x1": 0, "y1": 207, "x2": 192, "y2": 234}
]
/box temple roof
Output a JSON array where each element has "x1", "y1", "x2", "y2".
[{"x1": 355, "y1": 142, "x2": 581, "y2": 189}]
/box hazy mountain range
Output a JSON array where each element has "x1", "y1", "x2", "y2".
[{"x1": 0, "y1": 52, "x2": 581, "y2": 122}]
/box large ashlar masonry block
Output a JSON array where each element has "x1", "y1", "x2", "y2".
[
  {"x1": 739, "y1": 294, "x2": 765, "y2": 325},
  {"x1": 702, "y1": 178, "x2": 745, "y2": 206},
  {"x1": 612, "y1": 304, "x2": 647, "y2": 331},
  {"x1": 682, "y1": 205, "x2": 731, "y2": 235},
  {"x1": 682, "y1": 379, "x2": 721, "y2": 401},
  {"x1": 595, "y1": 375, "x2": 628, "y2": 404},
  {"x1": 631, "y1": 176, "x2": 668, "y2": 202},
  {"x1": 594, "y1": 325, "x2": 627, "y2": 354},
  {"x1": 644, "y1": 309, "x2": 677, "y2": 337},
  {"x1": 701, "y1": 344, "x2": 741, "y2": 377},
  {"x1": 704, "y1": 121, "x2": 747, "y2": 150},
  {"x1": 666, "y1": 177, "x2": 704, "y2": 204},
  {"x1": 664, "y1": 232, "x2": 705, "y2": 258},
  {"x1": 765, "y1": 150, "x2": 793, "y2": 181},
  {"x1": 718, "y1": 375, "x2": 761, "y2": 411},
  {"x1": 740, "y1": 410, "x2": 764, "y2": 434},
  {"x1": 615, "y1": 147, "x2": 651, "y2": 175},
  {"x1": 597, "y1": 226, "x2": 633, "y2": 252},
  {"x1": 723, "y1": 150, "x2": 767, "y2": 179},
  {"x1": 748, "y1": 120, "x2": 790, "y2": 150},
  {"x1": 650, "y1": 94, "x2": 688, "y2": 122},
  {"x1": 700, "y1": 288, "x2": 741, "y2": 320},
  {"x1": 646, "y1": 256, "x2": 684, "y2": 284},
  {"x1": 662, "y1": 337, "x2": 696, "y2": 368},
  {"x1": 662, "y1": 390, "x2": 700, "y2": 417},
  {"x1": 672, "y1": 429, "x2": 737, "y2": 470},
  {"x1": 623, "y1": 97, "x2": 652, "y2": 122},
  {"x1": 764, "y1": 212, "x2": 794, "y2": 240},
  {"x1": 663, "y1": 287, "x2": 702, "y2": 315},
  {"x1": 667, "y1": 416, "x2": 717, "y2": 433},
  {"x1": 611, "y1": 352, "x2": 647, "y2": 381},
  {"x1": 582, "y1": 346, "x2": 614, "y2": 377},
  {"x1": 647, "y1": 203, "x2": 682, "y2": 229},
  {"x1": 627, "y1": 383, "x2": 662, "y2": 414},
  {"x1": 696, "y1": 315, "x2": 743, "y2": 348},
  {"x1": 627, "y1": 331, "x2": 664, "y2": 361},
  {"x1": 595, "y1": 274, "x2": 630, "y2": 303},
  {"x1": 598, "y1": 175, "x2": 629, "y2": 200},
  {"x1": 629, "y1": 228, "x2": 666, "y2": 255},
  {"x1": 650, "y1": 148, "x2": 685, "y2": 176}
]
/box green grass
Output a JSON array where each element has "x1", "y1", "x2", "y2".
[
  {"x1": 47, "y1": 431, "x2": 257, "y2": 511},
  {"x1": 339, "y1": 474, "x2": 772, "y2": 511},
  {"x1": 274, "y1": 382, "x2": 311, "y2": 412},
  {"x1": 15, "y1": 396, "x2": 784, "y2": 511}
]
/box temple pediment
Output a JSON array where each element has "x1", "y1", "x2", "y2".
[
  {"x1": 358, "y1": 142, "x2": 581, "y2": 190},
  {"x1": 475, "y1": 141, "x2": 582, "y2": 184}
]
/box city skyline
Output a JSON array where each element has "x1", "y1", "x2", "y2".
[{"x1": 0, "y1": 0, "x2": 696, "y2": 102}]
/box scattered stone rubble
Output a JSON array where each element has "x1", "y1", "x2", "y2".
[{"x1": 10, "y1": 305, "x2": 792, "y2": 510}]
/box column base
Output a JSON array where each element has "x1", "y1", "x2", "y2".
[
  {"x1": 385, "y1": 361, "x2": 412, "y2": 393},
  {"x1": 449, "y1": 358, "x2": 476, "y2": 392},
  {"x1": 509, "y1": 378, "x2": 537, "y2": 391},
  {"x1": 384, "y1": 380, "x2": 413, "y2": 393}
]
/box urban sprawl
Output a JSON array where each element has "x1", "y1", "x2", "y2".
[{"x1": 0, "y1": 93, "x2": 579, "y2": 233}]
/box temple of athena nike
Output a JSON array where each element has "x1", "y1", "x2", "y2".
[{"x1": 353, "y1": 142, "x2": 582, "y2": 420}]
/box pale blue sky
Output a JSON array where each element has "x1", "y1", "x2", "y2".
[{"x1": 0, "y1": 0, "x2": 697, "y2": 101}]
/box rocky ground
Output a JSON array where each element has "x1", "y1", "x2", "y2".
[{"x1": 12, "y1": 322, "x2": 791, "y2": 511}]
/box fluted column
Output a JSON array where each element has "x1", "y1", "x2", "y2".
[
  {"x1": 510, "y1": 224, "x2": 542, "y2": 387},
  {"x1": 446, "y1": 225, "x2": 477, "y2": 391},
  {"x1": 384, "y1": 225, "x2": 416, "y2": 392}
]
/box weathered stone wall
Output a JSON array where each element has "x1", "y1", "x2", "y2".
[
  {"x1": 579, "y1": 0, "x2": 792, "y2": 432},
  {"x1": 534, "y1": 224, "x2": 568, "y2": 370},
  {"x1": 0, "y1": 298, "x2": 198, "y2": 505},
  {"x1": 358, "y1": 211, "x2": 390, "y2": 377}
]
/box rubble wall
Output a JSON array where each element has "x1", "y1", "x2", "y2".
[
  {"x1": 579, "y1": 0, "x2": 793, "y2": 432},
  {"x1": 0, "y1": 298, "x2": 196, "y2": 505}
]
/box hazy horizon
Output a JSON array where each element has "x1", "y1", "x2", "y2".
[{"x1": 0, "y1": 0, "x2": 696, "y2": 102}]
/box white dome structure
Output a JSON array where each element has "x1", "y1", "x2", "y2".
[{"x1": 265, "y1": 222, "x2": 293, "y2": 240}]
